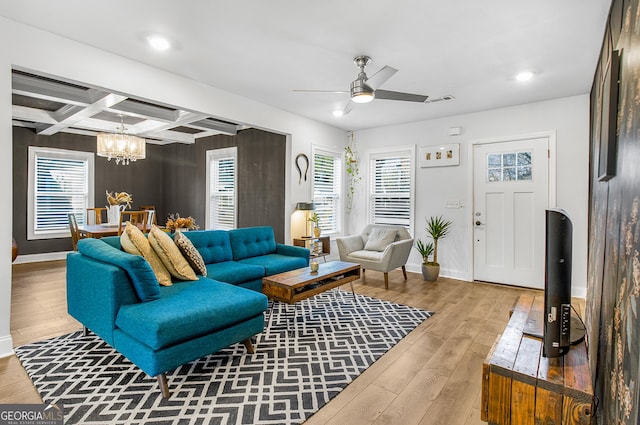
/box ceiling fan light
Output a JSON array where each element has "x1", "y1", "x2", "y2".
[
  {"x1": 350, "y1": 79, "x2": 375, "y2": 103},
  {"x1": 352, "y1": 92, "x2": 374, "y2": 103}
]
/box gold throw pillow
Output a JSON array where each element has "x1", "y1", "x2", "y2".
[
  {"x1": 148, "y1": 225, "x2": 197, "y2": 281},
  {"x1": 120, "y1": 222, "x2": 172, "y2": 286}
]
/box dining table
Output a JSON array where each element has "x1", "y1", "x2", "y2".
[
  {"x1": 78, "y1": 222, "x2": 166, "y2": 238},
  {"x1": 77, "y1": 223, "x2": 122, "y2": 238}
]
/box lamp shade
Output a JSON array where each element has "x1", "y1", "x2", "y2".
[{"x1": 296, "y1": 202, "x2": 316, "y2": 211}]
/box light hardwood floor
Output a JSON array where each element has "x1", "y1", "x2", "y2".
[{"x1": 2, "y1": 260, "x2": 547, "y2": 424}]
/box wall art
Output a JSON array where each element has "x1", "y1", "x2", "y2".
[{"x1": 419, "y1": 143, "x2": 460, "y2": 168}]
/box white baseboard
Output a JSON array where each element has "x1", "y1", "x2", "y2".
[
  {"x1": 0, "y1": 334, "x2": 14, "y2": 358},
  {"x1": 13, "y1": 251, "x2": 69, "y2": 264},
  {"x1": 406, "y1": 263, "x2": 471, "y2": 282}
]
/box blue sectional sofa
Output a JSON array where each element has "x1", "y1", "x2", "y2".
[{"x1": 66, "y1": 226, "x2": 309, "y2": 397}]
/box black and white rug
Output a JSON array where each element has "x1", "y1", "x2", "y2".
[{"x1": 15, "y1": 289, "x2": 432, "y2": 425}]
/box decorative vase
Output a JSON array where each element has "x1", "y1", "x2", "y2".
[
  {"x1": 421, "y1": 264, "x2": 440, "y2": 281},
  {"x1": 107, "y1": 205, "x2": 125, "y2": 225},
  {"x1": 313, "y1": 226, "x2": 321, "y2": 238},
  {"x1": 310, "y1": 260, "x2": 319, "y2": 273}
]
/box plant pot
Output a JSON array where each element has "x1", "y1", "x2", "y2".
[
  {"x1": 421, "y1": 263, "x2": 440, "y2": 281},
  {"x1": 313, "y1": 227, "x2": 321, "y2": 237}
]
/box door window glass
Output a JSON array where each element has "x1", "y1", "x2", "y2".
[{"x1": 487, "y1": 151, "x2": 532, "y2": 182}]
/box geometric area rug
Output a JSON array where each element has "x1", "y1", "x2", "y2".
[{"x1": 15, "y1": 289, "x2": 432, "y2": 425}]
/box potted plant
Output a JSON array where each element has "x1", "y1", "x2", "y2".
[
  {"x1": 423, "y1": 215, "x2": 453, "y2": 281},
  {"x1": 307, "y1": 212, "x2": 321, "y2": 237},
  {"x1": 414, "y1": 239, "x2": 437, "y2": 281}
]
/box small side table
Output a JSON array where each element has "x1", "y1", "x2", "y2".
[{"x1": 293, "y1": 236, "x2": 330, "y2": 262}]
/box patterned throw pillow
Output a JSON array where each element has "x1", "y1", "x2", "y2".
[
  {"x1": 120, "y1": 222, "x2": 173, "y2": 286},
  {"x1": 173, "y1": 230, "x2": 207, "y2": 276},
  {"x1": 148, "y1": 225, "x2": 197, "y2": 281}
]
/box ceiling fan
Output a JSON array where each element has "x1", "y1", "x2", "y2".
[{"x1": 294, "y1": 55, "x2": 440, "y2": 115}]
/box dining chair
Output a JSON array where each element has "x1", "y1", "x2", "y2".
[
  {"x1": 140, "y1": 206, "x2": 158, "y2": 225},
  {"x1": 68, "y1": 213, "x2": 82, "y2": 250},
  {"x1": 118, "y1": 210, "x2": 151, "y2": 236},
  {"x1": 86, "y1": 207, "x2": 107, "y2": 225}
]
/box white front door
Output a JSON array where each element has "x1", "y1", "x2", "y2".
[{"x1": 473, "y1": 137, "x2": 550, "y2": 289}]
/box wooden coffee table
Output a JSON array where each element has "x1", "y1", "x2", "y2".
[{"x1": 262, "y1": 260, "x2": 361, "y2": 304}]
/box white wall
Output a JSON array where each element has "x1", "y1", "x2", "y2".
[
  {"x1": 348, "y1": 95, "x2": 589, "y2": 298},
  {"x1": 0, "y1": 17, "x2": 346, "y2": 357}
]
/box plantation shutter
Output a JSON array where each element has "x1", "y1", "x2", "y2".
[
  {"x1": 312, "y1": 150, "x2": 342, "y2": 234},
  {"x1": 369, "y1": 153, "x2": 411, "y2": 227},
  {"x1": 28, "y1": 147, "x2": 94, "y2": 240},
  {"x1": 207, "y1": 147, "x2": 237, "y2": 230}
]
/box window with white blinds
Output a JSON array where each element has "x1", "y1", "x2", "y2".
[
  {"x1": 369, "y1": 150, "x2": 413, "y2": 228},
  {"x1": 27, "y1": 147, "x2": 94, "y2": 240},
  {"x1": 312, "y1": 149, "x2": 342, "y2": 234},
  {"x1": 206, "y1": 147, "x2": 237, "y2": 230}
]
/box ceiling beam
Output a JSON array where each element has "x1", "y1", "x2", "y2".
[
  {"x1": 132, "y1": 111, "x2": 209, "y2": 139},
  {"x1": 12, "y1": 105, "x2": 57, "y2": 124},
  {"x1": 37, "y1": 93, "x2": 129, "y2": 136}
]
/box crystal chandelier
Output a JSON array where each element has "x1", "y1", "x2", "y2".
[{"x1": 96, "y1": 116, "x2": 146, "y2": 165}]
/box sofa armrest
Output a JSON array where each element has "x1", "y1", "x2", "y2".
[
  {"x1": 276, "y1": 243, "x2": 310, "y2": 265},
  {"x1": 67, "y1": 252, "x2": 140, "y2": 346}
]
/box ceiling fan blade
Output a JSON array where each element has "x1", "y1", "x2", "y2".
[
  {"x1": 364, "y1": 66, "x2": 398, "y2": 90},
  {"x1": 292, "y1": 89, "x2": 349, "y2": 94},
  {"x1": 342, "y1": 101, "x2": 354, "y2": 115},
  {"x1": 375, "y1": 89, "x2": 428, "y2": 103}
]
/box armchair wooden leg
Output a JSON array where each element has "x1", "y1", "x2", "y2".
[
  {"x1": 384, "y1": 273, "x2": 389, "y2": 290},
  {"x1": 157, "y1": 373, "x2": 170, "y2": 398},
  {"x1": 402, "y1": 265, "x2": 408, "y2": 280},
  {"x1": 243, "y1": 338, "x2": 255, "y2": 354}
]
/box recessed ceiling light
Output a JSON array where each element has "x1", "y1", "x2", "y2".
[
  {"x1": 516, "y1": 71, "x2": 534, "y2": 82},
  {"x1": 146, "y1": 35, "x2": 171, "y2": 51},
  {"x1": 332, "y1": 110, "x2": 344, "y2": 117}
]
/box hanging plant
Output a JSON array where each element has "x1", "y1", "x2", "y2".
[{"x1": 345, "y1": 132, "x2": 362, "y2": 214}]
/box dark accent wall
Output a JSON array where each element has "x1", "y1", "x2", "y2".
[
  {"x1": 12, "y1": 127, "x2": 286, "y2": 255},
  {"x1": 587, "y1": 0, "x2": 640, "y2": 423}
]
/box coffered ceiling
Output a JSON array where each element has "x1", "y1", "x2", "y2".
[
  {"x1": 1, "y1": 1, "x2": 612, "y2": 133},
  {"x1": 11, "y1": 70, "x2": 245, "y2": 144}
]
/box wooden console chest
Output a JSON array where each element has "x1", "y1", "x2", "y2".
[{"x1": 481, "y1": 294, "x2": 593, "y2": 425}]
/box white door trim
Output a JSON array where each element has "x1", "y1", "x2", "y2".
[{"x1": 466, "y1": 131, "x2": 557, "y2": 283}]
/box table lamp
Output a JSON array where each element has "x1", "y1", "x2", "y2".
[{"x1": 296, "y1": 202, "x2": 315, "y2": 238}]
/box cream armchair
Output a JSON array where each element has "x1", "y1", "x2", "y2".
[{"x1": 336, "y1": 224, "x2": 414, "y2": 289}]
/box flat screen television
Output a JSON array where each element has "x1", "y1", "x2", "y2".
[{"x1": 523, "y1": 208, "x2": 584, "y2": 357}]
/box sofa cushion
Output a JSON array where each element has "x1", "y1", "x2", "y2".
[
  {"x1": 174, "y1": 230, "x2": 207, "y2": 276},
  {"x1": 120, "y1": 222, "x2": 172, "y2": 286},
  {"x1": 364, "y1": 228, "x2": 397, "y2": 252},
  {"x1": 77, "y1": 238, "x2": 160, "y2": 302},
  {"x1": 115, "y1": 278, "x2": 267, "y2": 350},
  {"x1": 229, "y1": 226, "x2": 277, "y2": 260},
  {"x1": 237, "y1": 254, "x2": 308, "y2": 275},
  {"x1": 183, "y1": 230, "x2": 233, "y2": 264},
  {"x1": 148, "y1": 225, "x2": 197, "y2": 281},
  {"x1": 205, "y1": 261, "x2": 265, "y2": 285}
]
